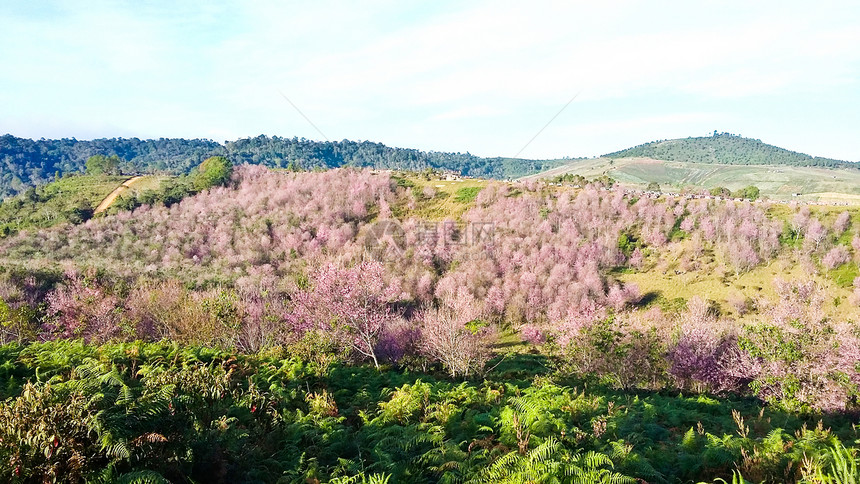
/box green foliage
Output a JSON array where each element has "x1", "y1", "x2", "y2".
[
  {"x1": 829, "y1": 263, "x2": 859, "y2": 288},
  {"x1": 193, "y1": 156, "x2": 233, "y2": 191},
  {"x1": 617, "y1": 233, "x2": 638, "y2": 257},
  {"x1": 733, "y1": 185, "x2": 760, "y2": 200},
  {"x1": 0, "y1": 134, "x2": 570, "y2": 198},
  {"x1": 0, "y1": 341, "x2": 857, "y2": 483},
  {"x1": 0, "y1": 174, "x2": 126, "y2": 236},
  {"x1": 86, "y1": 155, "x2": 122, "y2": 176},
  {"x1": 605, "y1": 133, "x2": 851, "y2": 169},
  {"x1": 477, "y1": 437, "x2": 635, "y2": 483},
  {"x1": 103, "y1": 176, "x2": 198, "y2": 215},
  {"x1": 548, "y1": 173, "x2": 587, "y2": 185},
  {"x1": 710, "y1": 187, "x2": 732, "y2": 197},
  {"x1": 807, "y1": 441, "x2": 860, "y2": 484}
]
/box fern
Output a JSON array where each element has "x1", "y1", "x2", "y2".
[{"x1": 476, "y1": 437, "x2": 635, "y2": 484}]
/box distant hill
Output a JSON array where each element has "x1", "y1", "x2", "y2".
[
  {"x1": 0, "y1": 134, "x2": 567, "y2": 198},
  {"x1": 604, "y1": 132, "x2": 855, "y2": 168},
  {"x1": 525, "y1": 134, "x2": 860, "y2": 202}
]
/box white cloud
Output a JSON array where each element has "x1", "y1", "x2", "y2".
[{"x1": 1, "y1": 0, "x2": 858, "y2": 159}]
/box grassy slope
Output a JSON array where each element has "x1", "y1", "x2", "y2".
[
  {"x1": 0, "y1": 174, "x2": 167, "y2": 236},
  {"x1": 6, "y1": 170, "x2": 858, "y2": 324},
  {"x1": 392, "y1": 173, "x2": 489, "y2": 220},
  {"x1": 525, "y1": 157, "x2": 860, "y2": 203}
]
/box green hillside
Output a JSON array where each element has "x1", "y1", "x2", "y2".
[
  {"x1": 526, "y1": 157, "x2": 860, "y2": 203},
  {"x1": 0, "y1": 174, "x2": 166, "y2": 236},
  {"x1": 604, "y1": 132, "x2": 855, "y2": 167}
]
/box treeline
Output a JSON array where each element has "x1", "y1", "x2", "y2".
[
  {"x1": 604, "y1": 133, "x2": 854, "y2": 168},
  {"x1": 0, "y1": 135, "x2": 219, "y2": 197},
  {"x1": 709, "y1": 185, "x2": 761, "y2": 200},
  {"x1": 547, "y1": 173, "x2": 615, "y2": 187},
  {"x1": 0, "y1": 134, "x2": 565, "y2": 198}
]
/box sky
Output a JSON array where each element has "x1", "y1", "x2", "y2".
[{"x1": 1, "y1": 1, "x2": 859, "y2": 161}]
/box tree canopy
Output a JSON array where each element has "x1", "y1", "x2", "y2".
[
  {"x1": 604, "y1": 133, "x2": 853, "y2": 168},
  {"x1": 194, "y1": 156, "x2": 233, "y2": 190},
  {"x1": 85, "y1": 154, "x2": 121, "y2": 175},
  {"x1": 0, "y1": 134, "x2": 568, "y2": 199}
]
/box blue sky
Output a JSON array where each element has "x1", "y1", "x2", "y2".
[{"x1": 1, "y1": 1, "x2": 858, "y2": 161}]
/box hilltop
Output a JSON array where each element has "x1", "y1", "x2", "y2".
[
  {"x1": 526, "y1": 134, "x2": 860, "y2": 202},
  {"x1": 604, "y1": 132, "x2": 854, "y2": 167}
]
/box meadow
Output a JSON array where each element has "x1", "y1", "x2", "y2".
[{"x1": 2, "y1": 165, "x2": 860, "y2": 483}]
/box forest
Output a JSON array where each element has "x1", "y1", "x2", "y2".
[
  {"x1": 604, "y1": 133, "x2": 854, "y2": 168},
  {"x1": 2, "y1": 164, "x2": 860, "y2": 483},
  {"x1": 0, "y1": 134, "x2": 568, "y2": 199}
]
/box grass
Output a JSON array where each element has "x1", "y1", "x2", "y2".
[
  {"x1": 0, "y1": 174, "x2": 171, "y2": 236},
  {"x1": 122, "y1": 175, "x2": 169, "y2": 196},
  {"x1": 392, "y1": 173, "x2": 489, "y2": 220},
  {"x1": 525, "y1": 157, "x2": 860, "y2": 203},
  {"x1": 454, "y1": 186, "x2": 483, "y2": 203},
  {"x1": 829, "y1": 263, "x2": 859, "y2": 288},
  {"x1": 619, "y1": 247, "x2": 856, "y2": 321}
]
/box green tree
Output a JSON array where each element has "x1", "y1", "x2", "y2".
[
  {"x1": 646, "y1": 182, "x2": 661, "y2": 192},
  {"x1": 734, "y1": 185, "x2": 760, "y2": 200},
  {"x1": 193, "y1": 156, "x2": 233, "y2": 191},
  {"x1": 85, "y1": 155, "x2": 121, "y2": 175},
  {"x1": 709, "y1": 187, "x2": 732, "y2": 197}
]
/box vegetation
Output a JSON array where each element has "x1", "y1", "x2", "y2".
[
  {"x1": 0, "y1": 174, "x2": 126, "y2": 236},
  {"x1": 193, "y1": 156, "x2": 233, "y2": 191},
  {"x1": 1, "y1": 341, "x2": 859, "y2": 483},
  {"x1": 709, "y1": 185, "x2": 760, "y2": 200},
  {"x1": 2, "y1": 165, "x2": 860, "y2": 482},
  {"x1": 604, "y1": 132, "x2": 853, "y2": 168},
  {"x1": 85, "y1": 154, "x2": 122, "y2": 176},
  {"x1": 0, "y1": 134, "x2": 567, "y2": 198},
  {"x1": 530, "y1": 156, "x2": 860, "y2": 202}
]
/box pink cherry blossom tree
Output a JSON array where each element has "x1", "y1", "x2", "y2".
[{"x1": 287, "y1": 260, "x2": 399, "y2": 368}]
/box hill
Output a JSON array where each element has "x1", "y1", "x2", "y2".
[
  {"x1": 525, "y1": 157, "x2": 860, "y2": 202},
  {"x1": 604, "y1": 132, "x2": 855, "y2": 167},
  {"x1": 0, "y1": 134, "x2": 567, "y2": 198},
  {"x1": 3, "y1": 165, "x2": 860, "y2": 482},
  {"x1": 0, "y1": 174, "x2": 166, "y2": 236},
  {"x1": 524, "y1": 133, "x2": 860, "y2": 202}
]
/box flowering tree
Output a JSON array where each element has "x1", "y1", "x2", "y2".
[
  {"x1": 834, "y1": 211, "x2": 851, "y2": 235},
  {"x1": 420, "y1": 287, "x2": 494, "y2": 378},
  {"x1": 288, "y1": 260, "x2": 399, "y2": 368},
  {"x1": 822, "y1": 245, "x2": 850, "y2": 270},
  {"x1": 666, "y1": 297, "x2": 739, "y2": 393},
  {"x1": 43, "y1": 270, "x2": 122, "y2": 343}
]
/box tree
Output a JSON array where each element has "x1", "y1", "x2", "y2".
[
  {"x1": 288, "y1": 261, "x2": 399, "y2": 368},
  {"x1": 646, "y1": 182, "x2": 661, "y2": 192},
  {"x1": 193, "y1": 156, "x2": 233, "y2": 191},
  {"x1": 420, "y1": 288, "x2": 494, "y2": 378},
  {"x1": 709, "y1": 186, "x2": 731, "y2": 197},
  {"x1": 734, "y1": 185, "x2": 760, "y2": 200},
  {"x1": 85, "y1": 155, "x2": 121, "y2": 175}
]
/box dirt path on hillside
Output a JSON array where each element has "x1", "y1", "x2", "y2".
[{"x1": 94, "y1": 176, "x2": 145, "y2": 214}]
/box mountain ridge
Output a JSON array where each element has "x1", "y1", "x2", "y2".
[
  {"x1": 0, "y1": 134, "x2": 568, "y2": 199},
  {"x1": 1, "y1": 132, "x2": 855, "y2": 199}
]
